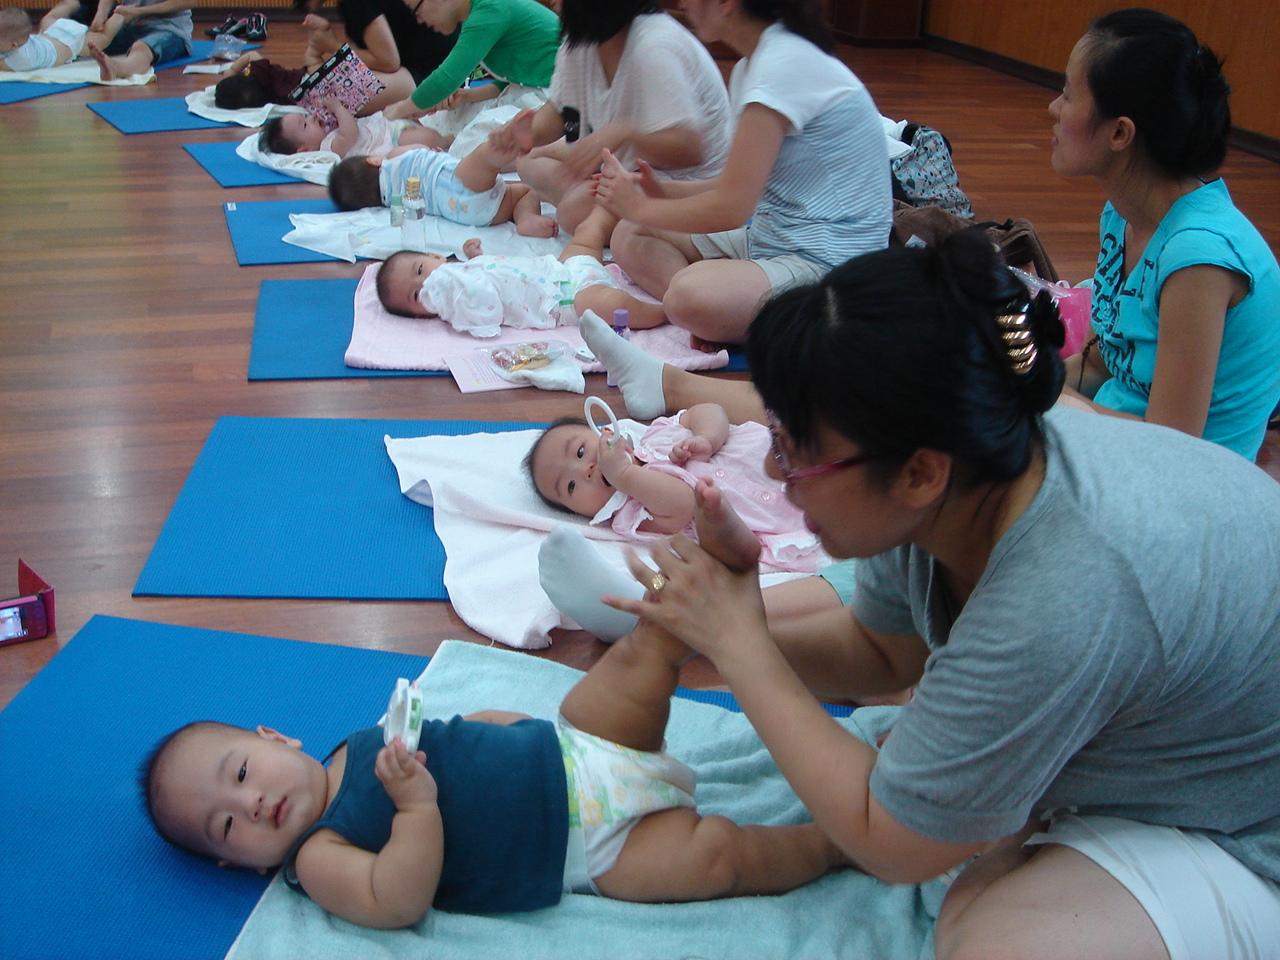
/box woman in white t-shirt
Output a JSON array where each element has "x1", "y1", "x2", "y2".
[
  {"x1": 595, "y1": 0, "x2": 892, "y2": 345},
  {"x1": 496, "y1": 0, "x2": 731, "y2": 254}
]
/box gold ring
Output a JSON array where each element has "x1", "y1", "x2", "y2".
[{"x1": 650, "y1": 573, "x2": 667, "y2": 594}]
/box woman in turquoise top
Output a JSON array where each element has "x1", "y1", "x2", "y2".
[
  {"x1": 1054, "y1": 9, "x2": 1280, "y2": 460},
  {"x1": 382, "y1": 0, "x2": 559, "y2": 120}
]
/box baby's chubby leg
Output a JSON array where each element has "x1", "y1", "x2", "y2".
[
  {"x1": 595, "y1": 810, "x2": 846, "y2": 902},
  {"x1": 558, "y1": 616, "x2": 694, "y2": 754},
  {"x1": 454, "y1": 107, "x2": 536, "y2": 192},
  {"x1": 504, "y1": 182, "x2": 558, "y2": 238}
]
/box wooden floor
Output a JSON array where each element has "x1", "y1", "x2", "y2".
[{"x1": 2, "y1": 24, "x2": 1278, "y2": 711}]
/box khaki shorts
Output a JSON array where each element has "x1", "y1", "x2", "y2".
[{"x1": 690, "y1": 227, "x2": 827, "y2": 293}]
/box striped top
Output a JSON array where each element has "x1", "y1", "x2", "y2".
[{"x1": 731, "y1": 23, "x2": 892, "y2": 269}]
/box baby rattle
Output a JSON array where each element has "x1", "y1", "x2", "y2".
[
  {"x1": 584, "y1": 396, "x2": 625, "y2": 449},
  {"x1": 381, "y1": 677, "x2": 424, "y2": 752}
]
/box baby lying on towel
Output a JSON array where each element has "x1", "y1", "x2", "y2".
[
  {"x1": 259, "y1": 98, "x2": 452, "y2": 159},
  {"x1": 0, "y1": 8, "x2": 120, "y2": 71},
  {"x1": 526, "y1": 396, "x2": 822, "y2": 571},
  {"x1": 376, "y1": 244, "x2": 665, "y2": 338}
]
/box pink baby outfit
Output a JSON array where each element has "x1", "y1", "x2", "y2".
[{"x1": 594, "y1": 414, "x2": 825, "y2": 573}]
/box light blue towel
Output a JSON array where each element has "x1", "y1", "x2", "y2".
[{"x1": 226, "y1": 640, "x2": 946, "y2": 960}]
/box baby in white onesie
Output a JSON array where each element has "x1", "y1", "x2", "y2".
[
  {"x1": 259, "y1": 96, "x2": 451, "y2": 158},
  {"x1": 0, "y1": 8, "x2": 120, "y2": 72},
  {"x1": 376, "y1": 239, "x2": 667, "y2": 338}
]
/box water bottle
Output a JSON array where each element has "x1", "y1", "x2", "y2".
[
  {"x1": 606, "y1": 307, "x2": 629, "y2": 387},
  {"x1": 401, "y1": 175, "x2": 425, "y2": 250}
]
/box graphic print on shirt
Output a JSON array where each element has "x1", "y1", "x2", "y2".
[{"x1": 1092, "y1": 227, "x2": 1146, "y2": 398}]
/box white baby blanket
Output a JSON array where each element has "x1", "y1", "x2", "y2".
[
  {"x1": 418, "y1": 83, "x2": 547, "y2": 159},
  {"x1": 283, "y1": 205, "x2": 565, "y2": 263},
  {"x1": 346, "y1": 261, "x2": 733, "y2": 375},
  {"x1": 0, "y1": 59, "x2": 152, "y2": 85},
  {"x1": 223, "y1": 640, "x2": 946, "y2": 960},
  {"x1": 235, "y1": 129, "x2": 335, "y2": 185},
  {"x1": 383, "y1": 427, "x2": 823, "y2": 649},
  {"x1": 185, "y1": 84, "x2": 305, "y2": 128}
]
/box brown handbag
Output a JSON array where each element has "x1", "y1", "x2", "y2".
[{"x1": 890, "y1": 201, "x2": 1061, "y2": 282}]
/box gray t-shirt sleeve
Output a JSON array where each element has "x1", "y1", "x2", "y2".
[
  {"x1": 850, "y1": 548, "x2": 917, "y2": 637},
  {"x1": 867, "y1": 541, "x2": 1161, "y2": 844}
]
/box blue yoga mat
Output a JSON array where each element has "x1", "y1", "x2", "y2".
[
  {"x1": 0, "y1": 615, "x2": 430, "y2": 960},
  {"x1": 185, "y1": 139, "x2": 303, "y2": 188},
  {"x1": 0, "y1": 40, "x2": 240, "y2": 105},
  {"x1": 134, "y1": 415, "x2": 533, "y2": 599},
  {"x1": 248, "y1": 278, "x2": 745, "y2": 379},
  {"x1": 223, "y1": 197, "x2": 342, "y2": 265},
  {"x1": 90, "y1": 95, "x2": 233, "y2": 133},
  {"x1": 249, "y1": 279, "x2": 438, "y2": 380}
]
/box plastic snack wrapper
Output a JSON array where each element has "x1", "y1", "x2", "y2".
[{"x1": 484, "y1": 341, "x2": 585, "y2": 393}]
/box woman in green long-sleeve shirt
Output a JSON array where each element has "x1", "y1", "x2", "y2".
[{"x1": 383, "y1": 0, "x2": 559, "y2": 120}]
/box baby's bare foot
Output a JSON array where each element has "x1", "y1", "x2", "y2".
[
  {"x1": 87, "y1": 43, "x2": 116, "y2": 82},
  {"x1": 694, "y1": 479, "x2": 761, "y2": 573},
  {"x1": 516, "y1": 214, "x2": 558, "y2": 238}
]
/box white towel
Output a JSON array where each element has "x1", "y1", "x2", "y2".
[
  {"x1": 418, "y1": 83, "x2": 547, "y2": 159},
  {"x1": 185, "y1": 84, "x2": 305, "y2": 128},
  {"x1": 283, "y1": 206, "x2": 567, "y2": 263},
  {"x1": 0, "y1": 59, "x2": 152, "y2": 85},
  {"x1": 235, "y1": 130, "x2": 336, "y2": 185},
  {"x1": 384, "y1": 429, "x2": 815, "y2": 649},
  {"x1": 224, "y1": 641, "x2": 947, "y2": 960}
]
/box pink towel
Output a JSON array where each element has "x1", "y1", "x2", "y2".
[{"x1": 344, "y1": 263, "x2": 732, "y2": 374}]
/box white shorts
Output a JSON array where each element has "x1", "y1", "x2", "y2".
[
  {"x1": 1, "y1": 19, "x2": 86, "y2": 71},
  {"x1": 690, "y1": 226, "x2": 827, "y2": 293},
  {"x1": 557, "y1": 716, "x2": 697, "y2": 894},
  {"x1": 1026, "y1": 813, "x2": 1280, "y2": 960}
]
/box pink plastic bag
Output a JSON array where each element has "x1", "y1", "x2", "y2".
[{"x1": 1053, "y1": 284, "x2": 1092, "y2": 358}]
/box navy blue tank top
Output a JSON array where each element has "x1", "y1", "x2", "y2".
[{"x1": 284, "y1": 717, "x2": 568, "y2": 914}]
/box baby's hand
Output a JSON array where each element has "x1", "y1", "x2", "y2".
[
  {"x1": 597, "y1": 429, "x2": 634, "y2": 487},
  {"x1": 462, "y1": 238, "x2": 483, "y2": 259},
  {"x1": 375, "y1": 738, "x2": 437, "y2": 811},
  {"x1": 669, "y1": 435, "x2": 714, "y2": 466}
]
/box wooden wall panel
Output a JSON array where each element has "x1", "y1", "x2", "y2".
[{"x1": 923, "y1": 0, "x2": 1280, "y2": 141}]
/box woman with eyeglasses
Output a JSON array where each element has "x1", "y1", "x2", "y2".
[
  {"x1": 588, "y1": 228, "x2": 1280, "y2": 959},
  {"x1": 380, "y1": 0, "x2": 559, "y2": 123}
]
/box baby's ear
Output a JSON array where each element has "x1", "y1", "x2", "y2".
[
  {"x1": 255, "y1": 725, "x2": 303, "y2": 749},
  {"x1": 365, "y1": 155, "x2": 384, "y2": 168}
]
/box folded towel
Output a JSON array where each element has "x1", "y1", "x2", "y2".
[
  {"x1": 283, "y1": 205, "x2": 567, "y2": 263},
  {"x1": 383, "y1": 427, "x2": 819, "y2": 648},
  {"x1": 185, "y1": 84, "x2": 305, "y2": 128},
  {"x1": 0, "y1": 59, "x2": 152, "y2": 85},
  {"x1": 346, "y1": 261, "x2": 731, "y2": 374},
  {"x1": 224, "y1": 640, "x2": 946, "y2": 960}
]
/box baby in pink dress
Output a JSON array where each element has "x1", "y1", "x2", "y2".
[{"x1": 525, "y1": 403, "x2": 822, "y2": 573}]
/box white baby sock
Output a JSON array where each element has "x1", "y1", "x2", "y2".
[
  {"x1": 538, "y1": 525, "x2": 642, "y2": 642},
  {"x1": 579, "y1": 309, "x2": 667, "y2": 421}
]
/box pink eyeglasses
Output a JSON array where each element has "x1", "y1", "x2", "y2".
[{"x1": 766, "y1": 416, "x2": 885, "y2": 485}]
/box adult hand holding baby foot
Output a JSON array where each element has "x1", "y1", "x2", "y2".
[
  {"x1": 594, "y1": 149, "x2": 646, "y2": 221},
  {"x1": 605, "y1": 480, "x2": 767, "y2": 663}
]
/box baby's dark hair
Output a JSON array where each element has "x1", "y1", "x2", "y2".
[
  {"x1": 329, "y1": 155, "x2": 382, "y2": 210},
  {"x1": 215, "y1": 71, "x2": 270, "y2": 110},
  {"x1": 259, "y1": 116, "x2": 299, "y2": 156},
  {"x1": 748, "y1": 228, "x2": 1065, "y2": 492},
  {"x1": 377, "y1": 250, "x2": 424, "y2": 318},
  {"x1": 523, "y1": 417, "x2": 589, "y2": 513},
  {"x1": 1083, "y1": 8, "x2": 1230, "y2": 178},
  {"x1": 139, "y1": 720, "x2": 240, "y2": 855}
]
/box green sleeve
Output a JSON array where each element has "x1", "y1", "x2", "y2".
[{"x1": 409, "y1": 0, "x2": 510, "y2": 109}]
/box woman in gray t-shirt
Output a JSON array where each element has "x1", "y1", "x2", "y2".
[{"x1": 604, "y1": 228, "x2": 1280, "y2": 959}]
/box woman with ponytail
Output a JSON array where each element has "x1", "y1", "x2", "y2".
[
  {"x1": 591, "y1": 0, "x2": 893, "y2": 345},
  {"x1": 1052, "y1": 9, "x2": 1280, "y2": 459},
  {"x1": 596, "y1": 230, "x2": 1280, "y2": 959}
]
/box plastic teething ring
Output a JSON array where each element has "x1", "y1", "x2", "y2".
[{"x1": 584, "y1": 396, "x2": 622, "y2": 441}]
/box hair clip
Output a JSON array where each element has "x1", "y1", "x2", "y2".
[{"x1": 996, "y1": 312, "x2": 1037, "y2": 376}]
